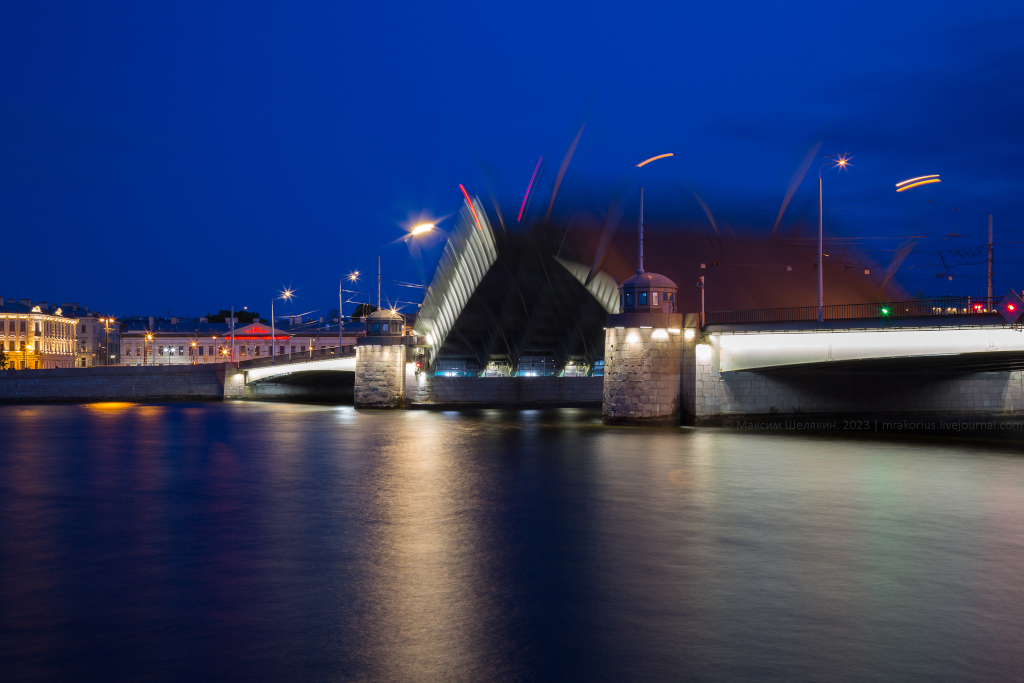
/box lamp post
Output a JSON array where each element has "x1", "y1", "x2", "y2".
[
  {"x1": 145, "y1": 333, "x2": 152, "y2": 366},
  {"x1": 270, "y1": 289, "x2": 293, "y2": 365},
  {"x1": 340, "y1": 271, "x2": 359, "y2": 351},
  {"x1": 98, "y1": 317, "x2": 114, "y2": 366},
  {"x1": 817, "y1": 154, "x2": 850, "y2": 323}
]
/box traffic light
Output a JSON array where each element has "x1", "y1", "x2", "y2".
[{"x1": 998, "y1": 290, "x2": 1023, "y2": 323}]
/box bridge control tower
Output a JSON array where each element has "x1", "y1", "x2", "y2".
[
  {"x1": 354, "y1": 259, "x2": 411, "y2": 408},
  {"x1": 603, "y1": 187, "x2": 691, "y2": 425}
]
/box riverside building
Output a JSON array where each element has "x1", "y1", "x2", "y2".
[
  {"x1": 120, "y1": 319, "x2": 294, "y2": 365},
  {"x1": 0, "y1": 298, "x2": 78, "y2": 369}
]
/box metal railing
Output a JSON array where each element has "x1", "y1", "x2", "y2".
[
  {"x1": 237, "y1": 344, "x2": 356, "y2": 370},
  {"x1": 705, "y1": 297, "x2": 1007, "y2": 325}
]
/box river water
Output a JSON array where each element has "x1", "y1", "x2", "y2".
[{"x1": 0, "y1": 402, "x2": 1022, "y2": 682}]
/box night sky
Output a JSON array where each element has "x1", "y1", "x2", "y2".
[{"x1": 2, "y1": 2, "x2": 1022, "y2": 319}]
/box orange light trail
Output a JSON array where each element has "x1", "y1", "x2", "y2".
[
  {"x1": 896, "y1": 178, "x2": 942, "y2": 192},
  {"x1": 636, "y1": 153, "x2": 674, "y2": 168},
  {"x1": 896, "y1": 174, "x2": 939, "y2": 188},
  {"x1": 459, "y1": 184, "x2": 482, "y2": 230}
]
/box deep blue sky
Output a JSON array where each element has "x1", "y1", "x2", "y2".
[{"x1": 2, "y1": 1, "x2": 1022, "y2": 318}]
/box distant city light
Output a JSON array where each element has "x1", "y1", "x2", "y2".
[{"x1": 636, "y1": 153, "x2": 674, "y2": 168}]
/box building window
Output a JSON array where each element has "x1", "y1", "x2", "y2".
[
  {"x1": 626, "y1": 292, "x2": 633, "y2": 306},
  {"x1": 373, "y1": 323, "x2": 380, "y2": 332},
  {"x1": 21, "y1": 321, "x2": 26, "y2": 332},
  {"x1": 300, "y1": 346, "x2": 305, "y2": 353},
  {"x1": 382, "y1": 323, "x2": 389, "y2": 332},
  {"x1": 639, "y1": 292, "x2": 648, "y2": 305},
  {"x1": 254, "y1": 345, "x2": 260, "y2": 356},
  {"x1": 178, "y1": 346, "x2": 184, "y2": 356},
  {"x1": 291, "y1": 346, "x2": 296, "y2": 353},
  {"x1": 158, "y1": 346, "x2": 164, "y2": 355},
  {"x1": 198, "y1": 346, "x2": 204, "y2": 356},
  {"x1": 81, "y1": 324, "x2": 86, "y2": 333},
  {"x1": 209, "y1": 346, "x2": 214, "y2": 356},
  {"x1": 125, "y1": 346, "x2": 132, "y2": 356},
  {"x1": 652, "y1": 291, "x2": 659, "y2": 306},
  {"x1": 279, "y1": 346, "x2": 285, "y2": 355}
]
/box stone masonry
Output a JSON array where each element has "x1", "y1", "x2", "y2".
[
  {"x1": 603, "y1": 326, "x2": 685, "y2": 425},
  {"x1": 354, "y1": 344, "x2": 406, "y2": 408}
]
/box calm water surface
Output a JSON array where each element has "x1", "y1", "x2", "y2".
[{"x1": 1, "y1": 402, "x2": 1022, "y2": 682}]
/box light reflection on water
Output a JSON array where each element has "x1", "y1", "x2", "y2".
[{"x1": 0, "y1": 402, "x2": 1022, "y2": 682}]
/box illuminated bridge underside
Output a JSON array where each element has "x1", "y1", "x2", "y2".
[
  {"x1": 415, "y1": 196, "x2": 618, "y2": 372},
  {"x1": 718, "y1": 326, "x2": 1024, "y2": 373},
  {"x1": 243, "y1": 356, "x2": 355, "y2": 383}
]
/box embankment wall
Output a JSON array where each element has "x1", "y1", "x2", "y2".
[
  {"x1": 405, "y1": 368, "x2": 602, "y2": 407},
  {"x1": 0, "y1": 364, "x2": 230, "y2": 403}
]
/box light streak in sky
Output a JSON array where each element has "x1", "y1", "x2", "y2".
[
  {"x1": 546, "y1": 122, "x2": 586, "y2": 222},
  {"x1": 459, "y1": 184, "x2": 482, "y2": 230},
  {"x1": 636, "y1": 153, "x2": 674, "y2": 167},
  {"x1": 896, "y1": 176, "x2": 941, "y2": 192},
  {"x1": 896, "y1": 174, "x2": 940, "y2": 187},
  {"x1": 771, "y1": 142, "x2": 822, "y2": 238},
  {"x1": 518, "y1": 156, "x2": 543, "y2": 222}
]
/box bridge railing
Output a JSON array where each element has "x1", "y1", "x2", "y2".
[
  {"x1": 705, "y1": 297, "x2": 1006, "y2": 325},
  {"x1": 238, "y1": 345, "x2": 356, "y2": 370}
]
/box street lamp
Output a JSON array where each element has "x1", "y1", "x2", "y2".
[
  {"x1": 270, "y1": 288, "x2": 293, "y2": 365},
  {"x1": 817, "y1": 154, "x2": 850, "y2": 323},
  {"x1": 98, "y1": 317, "x2": 115, "y2": 366},
  {"x1": 339, "y1": 271, "x2": 360, "y2": 350},
  {"x1": 145, "y1": 333, "x2": 153, "y2": 366}
]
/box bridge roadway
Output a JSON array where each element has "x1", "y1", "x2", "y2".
[{"x1": 708, "y1": 314, "x2": 1024, "y2": 374}]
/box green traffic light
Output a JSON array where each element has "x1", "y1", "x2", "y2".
[{"x1": 881, "y1": 307, "x2": 890, "y2": 316}]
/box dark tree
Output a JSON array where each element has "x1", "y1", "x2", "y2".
[
  {"x1": 207, "y1": 309, "x2": 261, "y2": 324},
  {"x1": 351, "y1": 304, "x2": 377, "y2": 320}
]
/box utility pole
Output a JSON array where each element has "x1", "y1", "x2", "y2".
[
  {"x1": 230, "y1": 306, "x2": 235, "y2": 363},
  {"x1": 377, "y1": 255, "x2": 382, "y2": 309},
  {"x1": 637, "y1": 186, "x2": 644, "y2": 274},
  {"x1": 698, "y1": 276, "x2": 705, "y2": 328},
  {"x1": 987, "y1": 214, "x2": 994, "y2": 307}
]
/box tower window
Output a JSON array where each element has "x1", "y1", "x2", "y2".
[
  {"x1": 639, "y1": 292, "x2": 648, "y2": 305},
  {"x1": 625, "y1": 292, "x2": 633, "y2": 306}
]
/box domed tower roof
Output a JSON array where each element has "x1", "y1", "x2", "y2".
[
  {"x1": 620, "y1": 272, "x2": 677, "y2": 289},
  {"x1": 365, "y1": 307, "x2": 404, "y2": 337},
  {"x1": 366, "y1": 308, "x2": 403, "y2": 322}
]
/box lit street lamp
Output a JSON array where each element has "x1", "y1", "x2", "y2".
[
  {"x1": 818, "y1": 154, "x2": 850, "y2": 323},
  {"x1": 98, "y1": 317, "x2": 115, "y2": 366},
  {"x1": 339, "y1": 271, "x2": 360, "y2": 350},
  {"x1": 270, "y1": 289, "x2": 293, "y2": 365}
]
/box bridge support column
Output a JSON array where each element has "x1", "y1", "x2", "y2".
[
  {"x1": 602, "y1": 312, "x2": 689, "y2": 425},
  {"x1": 354, "y1": 342, "x2": 406, "y2": 408}
]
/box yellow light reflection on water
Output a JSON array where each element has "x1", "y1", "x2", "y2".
[{"x1": 84, "y1": 402, "x2": 136, "y2": 411}]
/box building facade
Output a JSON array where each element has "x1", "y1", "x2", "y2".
[
  {"x1": 0, "y1": 298, "x2": 78, "y2": 369},
  {"x1": 66, "y1": 308, "x2": 120, "y2": 367}
]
